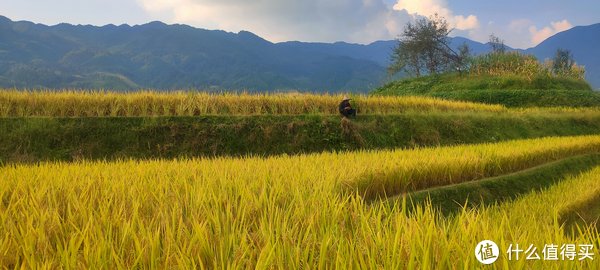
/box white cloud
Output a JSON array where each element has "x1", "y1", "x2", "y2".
[
  {"x1": 508, "y1": 19, "x2": 533, "y2": 33},
  {"x1": 136, "y1": 0, "x2": 414, "y2": 43},
  {"x1": 472, "y1": 18, "x2": 575, "y2": 49},
  {"x1": 392, "y1": 0, "x2": 479, "y2": 30},
  {"x1": 529, "y1": 19, "x2": 573, "y2": 45}
]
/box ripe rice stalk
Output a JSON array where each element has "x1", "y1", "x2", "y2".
[
  {"x1": 0, "y1": 90, "x2": 507, "y2": 117},
  {"x1": 1, "y1": 136, "x2": 599, "y2": 268}
]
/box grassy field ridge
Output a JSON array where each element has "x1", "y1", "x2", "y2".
[
  {"x1": 4, "y1": 113, "x2": 600, "y2": 163},
  {"x1": 399, "y1": 154, "x2": 600, "y2": 215}
]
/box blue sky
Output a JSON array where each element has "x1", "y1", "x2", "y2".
[{"x1": 3, "y1": 0, "x2": 599, "y2": 49}]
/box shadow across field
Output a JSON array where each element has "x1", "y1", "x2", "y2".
[
  {"x1": 560, "y1": 192, "x2": 600, "y2": 235},
  {"x1": 386, "y1": 154, "x2": 600, "y2": 216}
]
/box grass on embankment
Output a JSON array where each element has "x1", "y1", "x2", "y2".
[
  {"x1": 373, "y1": 74, "x2": 600, "y2": 107},
  {"x1": 396, "y1": 154, "x2": 600, "y2": 215},
  {"x1": 426, "y1": 89, "x2": 600, "y2": 108},
  {"x1": 3, "y1": 112, "x2": 600, "y2": 164}
]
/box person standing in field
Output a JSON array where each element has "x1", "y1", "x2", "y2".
[{"x1": 339, "y1": 96, "x2": 356, "y2": 118}]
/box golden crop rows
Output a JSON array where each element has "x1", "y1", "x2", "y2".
[
  {"x1": 1, "y1": 136, "x2": 599, "y2": 268},
  {"x1": 0, "y1": 90, "x2": 506, "y2": 117}
]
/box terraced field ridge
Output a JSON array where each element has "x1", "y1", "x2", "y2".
[
  {"x1": 398, "y1": 153, "x2": 600, "y2": 215},
  {"x1": 343, "y1": 135, "x2": 600, "y2": 199},
  {"x1": 4, "y1": 91, "x2": 600, "y2": 163}
]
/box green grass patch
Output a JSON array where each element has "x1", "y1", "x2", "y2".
[
  {"x1": 426, "y1": 89, "x2": 600, "y2": 107},
  {"x1": 3, "y1": 113, "x2": 600, "y2": 164}
]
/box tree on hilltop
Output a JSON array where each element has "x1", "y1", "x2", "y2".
[
  {"x1": 388, "y1": 14, "x2": 469, "y2": 77},
  {"x1": 488, "y1": 34, "x2": 507, "y2": 54},
  {"x1": 552, "y1": 48, "x2": 575, "y2": 76}
]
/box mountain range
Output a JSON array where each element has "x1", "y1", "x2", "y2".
[{"x1": 0, "y1": 15, "x2": 598, "y2": 92}]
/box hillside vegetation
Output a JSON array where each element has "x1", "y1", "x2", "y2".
[
  {"x1": 1, "y1": 136, "x2": 599, "y2": 268},
  {"x1": 376, "y1": 73, "x2": 591, "y2": 94},
  {"x1": 375, "y1": 50, "x2": 598, "y2": 107},
  {"x1": 374, "y1": 74, "x2": 599, "y2": 107}
]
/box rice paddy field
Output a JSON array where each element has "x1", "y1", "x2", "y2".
[
  {"x1": 1, "y1": 91, "x2": 599, "y2": 269},
  {"x1": 0, "y1": 136, "x2": 599, "y2": 268},
  {"x1": 3, "y1": 90, "x2": 600, "y2": 117},
  {"x1": 0, "y1": 90, "x2": 506, "y2": 117}
]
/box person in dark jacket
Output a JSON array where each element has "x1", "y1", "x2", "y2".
[{"x1": 339, "y1": 96, "x2": 356, "y2": 118}]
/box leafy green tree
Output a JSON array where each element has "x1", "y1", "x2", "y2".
[{"x1": 388, "y1": 14, "x2": 464, "y2": 77}]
